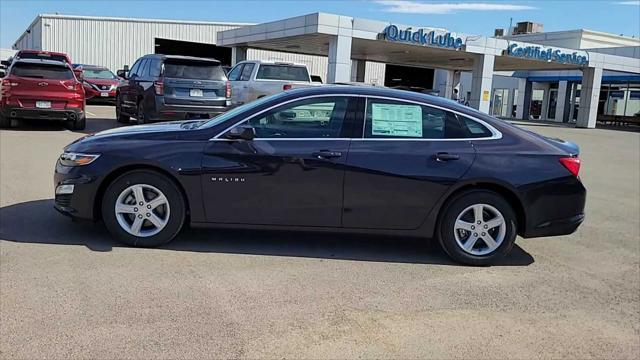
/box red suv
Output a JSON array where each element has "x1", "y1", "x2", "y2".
[{"x1": 0, "y1": 58, "x2": 86, "y2": 129}]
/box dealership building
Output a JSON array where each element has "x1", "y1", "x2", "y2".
[{"x1": 12, "y1": 13, "x2": 640, "y2": 128}]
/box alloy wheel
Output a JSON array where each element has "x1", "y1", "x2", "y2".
[
  {"x1": 114, "y1": 184, "x2": 170, "y2": 237},
  {"x1": 453, "y1": 203, "x2": 506, "y2": 256}
]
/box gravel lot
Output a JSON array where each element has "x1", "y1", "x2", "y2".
[{"x1": 1, "y1": 105, "x2": 639, "y2": 359}]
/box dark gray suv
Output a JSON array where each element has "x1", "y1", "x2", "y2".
[{"x1": 115, "y1": 54, "x2": 231, "y2": 123}]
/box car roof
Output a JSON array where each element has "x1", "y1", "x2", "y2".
[
  {"x1": 13, "y1": 58, "x2": 70, "y2": 67},
  {"x1": 76, "y1": 64, "x2": 109, "y2": 70},
  {"x1": 143, "y1": 54, "x2": 221, "y2": 63},
  {"x1": 239, "y1": 60, "x2": 306, "y2": 66}
]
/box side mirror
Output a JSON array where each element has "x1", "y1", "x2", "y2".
[
  {"x1": 116, "y1": 69, "x2": 128, "y2": 79},
  {"x1": 226, "y1": 125, "x2": 255, "y2": 141}
]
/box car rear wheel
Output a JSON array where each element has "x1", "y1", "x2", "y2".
[
  {"x1": 0, "y1": 113, "x2": 10, "y2": 128},
  {"x1": 115, "y1": 97, "x2": 130, "y2": 123},
  {"x1": 102, "y1": 170, "x2": 185, "y2": 247},
  {"x1": 438, "y1": 190, "x2": 517, "y2": 266},
  {"x1": 69, "y1": 116, "x2": 86, "y2": 131},
  {"x1": 136, "y1": 102, "x2": 148, "y2": 124}
]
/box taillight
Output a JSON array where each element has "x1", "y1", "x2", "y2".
[
  {"x1": 283, "y1": 84, "x2": 292, "y2": 91},
  {"x1": 225, "y1": 81, "x2": 231, "y2": 98},
  {"x1": 154, "y1": 81, "x2": 164, "y2": 95},
  {"x1": 559, "y1": 157, "x2": 581, "y2": 177}
]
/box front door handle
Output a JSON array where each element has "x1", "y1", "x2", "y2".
[
  {"x1": 435, "y1": 152, "x2": 460, "y2": 162},
  {"x1": 312, "y1": 150, "x2": 342, "y2": 159}
]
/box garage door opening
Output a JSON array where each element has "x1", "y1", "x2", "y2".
[
  {"x1": 384, "y1": 64, "x2": 435, "y2": 93},
  {"x1": 154, "y1": 38, "x2": 232, "y2": 65}
]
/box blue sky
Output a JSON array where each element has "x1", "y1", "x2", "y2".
[{"x1": 1, "y1": 0, "x2": 639, "y2": 48}]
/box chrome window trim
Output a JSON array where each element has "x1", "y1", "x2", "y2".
[{"x1": 210, "y1": 93, "x2": 502, "y2": 141}]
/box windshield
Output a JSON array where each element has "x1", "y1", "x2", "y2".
[
  {"x1": 163, "y1": 60, "x2": 226, "y2": 80},
  {"x1": 11, "y1": 63, "x2": 74, "y2": 79},
  {"x1": 199, "y1": 92, "x2": 289, "y2": 129},
  {"x1": 83, "y1": 68, "x2": 116, "y2": 79},
  {"x1": 256, "y1": 65, "x2": 309, "y2": 81}
]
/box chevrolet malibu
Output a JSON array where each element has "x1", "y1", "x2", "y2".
[{"x1": 54, "y1": 86, "x2": 586, "y2": 265}]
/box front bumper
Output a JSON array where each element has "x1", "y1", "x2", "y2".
[
  {"x1": 54, "y1": 164, "x2": 100, "y2": 221},
  {"x1": 3, "y1": 106, "x2": 84, "y2": 121}
]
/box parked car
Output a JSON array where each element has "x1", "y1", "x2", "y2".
[
  {"x1": 54, "y1": 86, "x2": 586, "y2": 265},
  {"x1": 1, "y1": 50, "x2": 82, "y2": 81},
  {"x1": 227, "y1": 60, "x2": 318, "y2": 105},
  {"x1": 1, "y1": 58, "x2": 86, "y2": 129},
  {"x1": 115, "y1": 54, "x2": 231, "y2": 124},
  {"x1": 74, "y1": 64, "x2": 119, "y2": 103}
]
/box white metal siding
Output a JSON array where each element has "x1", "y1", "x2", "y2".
[{"x1": 33, "y1": 15, "x2": 242, "y2": 70}]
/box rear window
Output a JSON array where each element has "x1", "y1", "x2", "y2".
[
  {"x1": 11, "y1": 63, "x2": 74, "y2": 80},
  {"x1": 18, "y1": 52, "x2": 67, "y2": 63},
  {"x1": 256, "y1": 65, "x2": 309, "y2": 81},
  {"x1": 163, "y1": 60, "x2": 226, "y2": 80}
]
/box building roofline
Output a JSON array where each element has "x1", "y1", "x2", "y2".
[
  {"x1": 37, "y1": 13, "x2": 255, "y2": 26},
  {"x1": 506, "y1": 28, "x2": 639, "y2": 43}
]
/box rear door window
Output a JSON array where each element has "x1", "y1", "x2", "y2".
[
  {"x1": 163, "y1": 60, "x2": 226, "y2": 80},
  {"x1": 138, "y1": 59, "x2": 149, "y2": 78},
  {"x1": 11, "y1": 63, "x2": 73, "y2": 80},
  {"x1": 255, "y1": 65, "x2": 309, "y2": 81},
  {"x1": 149, "y1": 59, "x2": 162, "y2": 77},
  {"x1": 363, "y1": 98, "x2": 469, "y2": 139}
]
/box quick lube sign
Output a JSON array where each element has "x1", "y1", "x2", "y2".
[
  {"x1": 506, "y1": 42, "x2": 589, "y2": 66},
  {"x1": 381, "y1": 25, "x2": 464, "y2": 50}
]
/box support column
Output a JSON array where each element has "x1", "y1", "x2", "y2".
[
  {"x1": 231, "y1": 46, "x2": 247, "y2": 65},
  {"x1": 554, "y1": 81, "x2": 569, "y2": 123},
  {"x1": 443, "y1": 70, "x2": 455, "y2": 99},
  {"x1": 515, "y1": 78, "x2": 532, "y2": 120},
  {"x1": 350, "y1": 59, "x2": 365, "y2": 82},
  {"x1": 469, "y1": 54, "x2": 495, "y2": 113},
  {"x1": 327, "y1": 35, "x2": 352, "y2": 83},
  {"x1": 568, "y1": 82, "x2": 578, "y2": 121},
  {"x1": 576, "y1": 67, "x2": 603, "y2": 128}
]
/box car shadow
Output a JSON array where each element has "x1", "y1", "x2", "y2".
[
  {"x1": 0, "y1": 199, "x2": 534, "y2": 266},
  {"x1": 3, "y1": 116, "x2": 124, "y2": 134}
]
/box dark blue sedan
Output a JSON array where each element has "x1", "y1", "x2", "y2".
[{"x1": 54, "y1": 86, "x2": 585, "y2": 265}]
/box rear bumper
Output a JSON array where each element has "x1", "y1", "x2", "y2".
[
  {"x1": 2, "y1": 106, "x2": 84, "y2": 121},
  {"x1": 150, "y1": 96, "x2": 231, "y2": 120},
  {"x1": 523, "y1": 213, "x2": 584, "y2": 238}
]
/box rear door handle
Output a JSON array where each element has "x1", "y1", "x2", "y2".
[
  {"x1": 312, "y1": 150, "x2": 343, "y2": 159},
  {"x1": 435, "y1": 152, "x2": 460, "y2": 162}
]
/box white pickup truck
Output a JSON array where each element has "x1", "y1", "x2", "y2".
[{"x1": 227, "y1": 60, "x2": 321, "y2": 105}]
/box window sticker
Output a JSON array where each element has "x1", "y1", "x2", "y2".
[{"x1": 371, "y1": 103, "x2": 423, "y2": 137}]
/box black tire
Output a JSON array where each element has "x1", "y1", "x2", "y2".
[
  {"x1": 136, "y1": 101, "x2": 148, "y2": 124},
  {"x1": 69, "y1": 115, "x2": 86, "y2": 130},
  {"x1": 0, "y1": 113, "x2": 10, "y2": 128},
  {"x1": 115, "y1": 96, "x2": 130, "y2": 123},
  {"x1": 437, "y1": 190, "x2": 517, "y2": 266},
  {"x1": 101, "y1": 170, "x2": 186, "y2": 247}
]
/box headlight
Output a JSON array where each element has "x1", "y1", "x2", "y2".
[{"x1": 59, "y1": 152, "x2": 100, "y2": 166}]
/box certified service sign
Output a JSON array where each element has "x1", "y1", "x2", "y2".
[
  {"x1": 380, "y1": 25, "x2": 464, "y2": 50},
  {"x1": 505, "y1": 42, "x2": 589, "y2": 66}
]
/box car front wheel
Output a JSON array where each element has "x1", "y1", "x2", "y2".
[
  {"x1": 115, "y1": 96, "x2": 130, "y2": 123},
  {"x1": 101, "y1": 170, "x2": 185, "y2": 247},
  {"x1": 438, "y1": 190, "x2": 517, "y2": 266}
]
